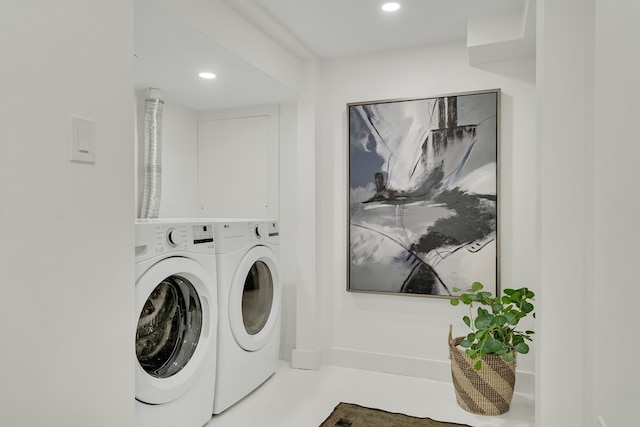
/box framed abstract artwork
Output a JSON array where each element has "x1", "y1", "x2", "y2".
[{"x1": 347, "y1": 89, "x2": 500, "y2": 297}]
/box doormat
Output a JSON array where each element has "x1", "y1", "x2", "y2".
[{"x1": 320, "y1": 402, "x2": 472, "y2": 427}]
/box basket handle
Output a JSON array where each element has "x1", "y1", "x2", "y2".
[{"x1": 448, "y1": 324, "x2": 453, "y2": 346}]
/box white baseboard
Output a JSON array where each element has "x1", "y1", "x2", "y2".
[
  {"x1": 321, "y1": 347, "x2": 535, "y2": 395},
  {"x1": 291, "y1": 348, "x2": 323, "y2": 370},
  {"x1": 279, "y1": 341, "x2": 295, "y2": 362},
  {"x1": 323, "y1": 347, "x2": 452, "y2": 382}
]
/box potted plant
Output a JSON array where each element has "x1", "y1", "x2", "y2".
[{"x1": 448, "y1": 282, "x2": 535, "y2": 415}]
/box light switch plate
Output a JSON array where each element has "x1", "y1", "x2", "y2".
[{"x1": 71, "y1": 116, "x2": 95, "y2": 164}]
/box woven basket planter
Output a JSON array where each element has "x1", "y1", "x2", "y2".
[{"x1": 448, "y1": 327, "x2": 517, "y2": 415}]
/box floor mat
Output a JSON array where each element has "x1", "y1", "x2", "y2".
[{"x1": 319, "y1": 402, "x2": 472, "y2": 427}]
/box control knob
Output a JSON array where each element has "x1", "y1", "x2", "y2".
[
  {"x1": 166, "y1": 228, "x2": 182, "y2": 247},
  {"x1": 255, "y1": 223, "x2": 267, "y2": 239}
]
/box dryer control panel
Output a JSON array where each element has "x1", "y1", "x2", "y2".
[
  {"x1": 253, "y1": 222, "x2": 268, "y2": 239},
  {"x1": 248, "y1": 221, "x2": 279, "y2": 241},
  {"x1": 265, "y1": 221, "x2": 279, "y2": 245},
  {"x1": 211, "y1": 219, "x2": 279, "y2": 253}
]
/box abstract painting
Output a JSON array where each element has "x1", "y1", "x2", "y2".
[{"x1": 348, "y1": 90, "x2": 499, "y2": 297}]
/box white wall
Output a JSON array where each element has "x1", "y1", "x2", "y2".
[
  {"x1": 591, "y1": 2, "x2": 640, "y2": 425},
  {"x1": 313, "y1": 42, "x2": 537, "y2": 390},
  {"x1": 0, "y1": 1, "x2": 135, "y2": 426},
  {"x1": 536, "y1": 1, "x2": 640, "y2": 426},
  {"x1": 290, "y1": 62, "x2": 321, "y2": 368},
  {"x1": 157, "y1": 102, "x2": 199, "y2": 218},
  {"x1": 536, "y1": 1, "x2": 590, "y2": 423},
  {"x1": 278, "y1": 101, "x2": 299, "y2": 361}
]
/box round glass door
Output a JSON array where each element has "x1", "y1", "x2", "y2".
[
  {"x1": 136, "y1": 275, "x2": 202, "y2": 378},
  {"x1": 242, "y1": 261, "x2": 273, "y2": 335},
  {"x1": 135, "y1": 257, "x2": 212, "y2": 404},
  {"x1": 229, "y1": 246, "x2": 281, "y2": 351}
]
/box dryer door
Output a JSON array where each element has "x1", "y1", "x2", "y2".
[
  {"x1": 228, "y1": 245, "x2": 281, "y2": 351},
  {"x1": 135, "y1": 257, "x2": 212, "y2": 404}
]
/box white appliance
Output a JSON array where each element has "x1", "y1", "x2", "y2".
[
  {"x1": 211, "y1": 219, "x2": 281, "y2": 414},
  {"x1": 134, "y1": 220, "x2": 217, "y2": 427}
]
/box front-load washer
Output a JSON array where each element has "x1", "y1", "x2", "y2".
[
  {"x1": 211, "y1": 219, "x2": 281, "y2": 414},
  {"x1": 134, "y1": 219, "x2": 217, "y2": 427}
]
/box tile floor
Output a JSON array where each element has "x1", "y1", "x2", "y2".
[{"x1": 206, "y1": 361, "x2": 535, "y2": 427}]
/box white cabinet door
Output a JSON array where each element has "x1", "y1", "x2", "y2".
[{"x1": 198, "y1": 111, "x2": 277, "y2": 218}]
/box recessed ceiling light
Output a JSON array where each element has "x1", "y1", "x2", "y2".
[
  {"x1": 382, "y1": 2, "x2": 400, "y2": 12},
  {"x1": 198, "y1": 72, "x2": 217, "y2": 79}
]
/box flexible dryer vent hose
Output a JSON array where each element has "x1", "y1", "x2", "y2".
[{"x1": 140, "y1": 88, "x2": 164, "y2": 219}]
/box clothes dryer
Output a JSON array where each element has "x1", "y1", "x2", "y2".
[
  {"x1": 134, "y1": 220, "x2": 217, "y2": 427},
  {"x1": 211, "y1": 219, "x2": 281, "y2": 414}
]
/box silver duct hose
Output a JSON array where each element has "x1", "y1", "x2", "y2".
[{"x1": 140, "y1": 88, "x2": 164, "y2": 218}]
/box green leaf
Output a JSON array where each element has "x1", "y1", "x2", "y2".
[
  {"x1": 452, "y1": 287, "x2": 462, "y2": 293},
  {"x1": 516, "y1": 342, "x2": 530, "y2": 354},
  {"x1": 460, "y1": 339, "x2": 472, "y2": 348},
  {"x1": 471, "y1": 282, "x2": 484, "y2": 292},
  {"x1": 463, "y1": 316, "x2": 471, "y2": 328},
  {"x1": 466, "y1": 332, "x2": 476, "y2": 342},
  {"x1": 494, "y1": 346, "x2": 509, "y2": 355},
  {"x1": 474, "y1": 292, "x2": 490, "y2": 303},
  {"x1": 461, "y1": 294, "x2": 471, "y2": 305},
  {"x1": 484, "y1": 337, "x2": 503, "y2": 353},
  {"x1": 502, "y1": 352, "x2": 516, "y2": 362},
  {"x1": 503, "y1": 288, "x2": 515, "y2": 295},
  {"x1": 522, "y1": 302, "x2": 534, "y2": 313},
  {"x1": 526, "y1": 290, "x2": 535, "y2": 299},
  {"x1": 473, "y1": 360, "x2": 482, "y2": 370},
  {"x1": 494, "y1": 315, "x2": 508, "y2": 326},
  {"x1": 466, "y1": 348, "x2": 477, "y2": 359},
  {"x1": 450, "y1": 298, "x2": 459, "y2": 306},
  {"x1": 526, "y1": 330, "x2": 535, "y2": 335},
  {"x1": 468, "y1": 293, "x2": 481, "y2": 302},
  {"x1": 475, "y1": 314, "x2": 493, "y2": 330},
  {"x1": 475, "y1": 330, "x2": 487, "y2": 341},
  {"x1": 491, "y1": 303, "x2": 503, "y2": 313}
]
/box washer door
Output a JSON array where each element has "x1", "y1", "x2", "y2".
[
  {"x1": 228, "y1": 246, "x2": 281, "y2": 351},
  {"x1": 135, "y1": 257, "x2": 212, "y2": 404}
]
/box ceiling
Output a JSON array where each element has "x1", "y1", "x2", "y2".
[
  {"x1": 134, "y1": 1, "x2": 299, "y2": 111},
  {"x1": 253, "y1": 0, "x2": 527, "y2": 59},
  {"x1": 134, "y1": 0, "x2": 528, "y2": 111}
]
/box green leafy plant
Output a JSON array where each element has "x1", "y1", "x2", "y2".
[{"x1": 450, "y1": 282, "x2": 535, "y2": 370}]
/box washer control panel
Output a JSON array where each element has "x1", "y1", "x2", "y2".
[{"x1": 135, "y1": 222, "x2": 215, "y2": 261}]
